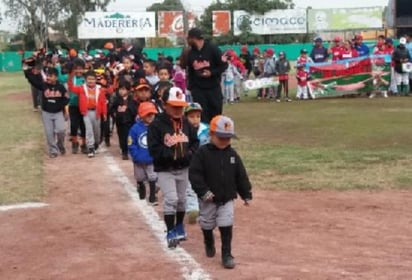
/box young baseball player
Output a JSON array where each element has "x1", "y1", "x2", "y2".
[
  {"x1": 68, "y1": 70, "x2": 112, "y2": 157},
  {"x1": 147, "y1": 86, "x2": 199, "y2": 249},
  {"x1": 128, "y1": 101, "x2": 159, "y2": 205},
  {"x1": 111, "y1": 79, "x2": 137, "y2": 160},
  {"x1": 184, "y1": 102, "x2": 210, "y2": 224},
  {"x1": 67, "y1": 58, "x2": 87, "y2": 154},
  {"x1": 275, "y1": 51, "x2": 291, "y2": 102},
  {"x1": 189, "y1": 115, "x2": 252, "y2": 269},
  {"x1": 296, "y1": 64, "x2": 310, "y2": 100},
  {"x1": 24, "y1": 67, "x2": 69, "y2": 158}
]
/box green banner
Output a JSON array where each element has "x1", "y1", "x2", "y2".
[{"x1": 308, "y1": 7, "x2": 384, "y2": 32}]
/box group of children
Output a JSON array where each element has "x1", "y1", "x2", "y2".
[{"x1": 22, "y1": 44, "x2": 253, "y2": 269}]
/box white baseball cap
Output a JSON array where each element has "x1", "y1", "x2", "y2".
[{"x1": 400, "y1": 37, "x2": 407, "y2": 45}]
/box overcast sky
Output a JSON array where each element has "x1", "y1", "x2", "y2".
[{"x1": 0, "y1": 0, "x2": 389, "y2": 32}]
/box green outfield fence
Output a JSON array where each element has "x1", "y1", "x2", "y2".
[{"x1": 0, "y1": 42, "x2": 380, "y2": 72}]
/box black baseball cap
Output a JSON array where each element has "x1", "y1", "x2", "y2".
[{"x1": 187, "y1": 28, "x2": 203, "y2": 39}]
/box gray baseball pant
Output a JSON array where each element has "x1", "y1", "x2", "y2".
[
  {"x1": 41, "y1": 110, "x2": 65, "y2": 155},
  {"x1": 157, "y1": 168, "x2": 188, "y2": 215},
  {"x1": 133, "y1": 163, "x2": 157, "y2": 182},
  {"x1": 199, "y1": 200, "x2": 234, "y2": 230},
  {"x1": 83, "y1": 110, "x2": 100, "y2": 149}
]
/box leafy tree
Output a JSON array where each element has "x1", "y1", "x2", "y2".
[
  {"x1": 199, "y1": 0, "x2": 299, "y2": 45},
  {"x1": 1, "y1": 0, "x2": 112, "y2": 48}
]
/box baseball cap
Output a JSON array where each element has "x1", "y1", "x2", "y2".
[
  {"x1": 385, "y1": 38, "x2": 393, "y2": 45},
  {"x1": 241, "y1": 45, "x2": 248, "y2": 52},
  {"x1": 253, "y1": 47, "x2": 260, "y2": 54},
  {"x1": 210, "y1": 115, "x2": 237, "y2": 139},
  {"x1": 300, "y1": 48, "x2": 308, "y2": 53},
  {"x1": 185, "y1": 102, "x2": 203, "y2": 114},
  {"x1": 355, "y1": 34, "x2": 363, "y2": 41},
  {"x1": 138, "y1": 102, "x2": 158, "y2": 118},
  {"x1": 187, "y1": 28, "x2": 203, "y2": 39},
  {"x1": 314, "y1": 37, "x2": 323, "y2": 42},
  {"x1": 162, "y1": 86, "x2": 188, "y2": 107},
  {"x1": 134, "y1": 77, "x2": 151, "y2": 91},
  {"x1": 400, "y1": 37, "x2": 407, "y2": 45},
  {"x1": 333, "y1": 36, "x2": 342, "y2": 42},
  {"x1": 265, "y1": 48, "x2": 274, "y2": 56}
]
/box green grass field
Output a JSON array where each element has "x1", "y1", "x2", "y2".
[
  {"x1": 1, "y1": 72, "x2": 412, "y2": 205},
  {"x1": 0, "y1": 73, "x2": 44, "y2": 204},
  {"x1": 226, "y1": 95, "x2": 412, "y2": 190}
]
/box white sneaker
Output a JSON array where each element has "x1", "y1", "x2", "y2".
[{"x1": 369, "y1": 93, "x2": 376, "y2": 99}]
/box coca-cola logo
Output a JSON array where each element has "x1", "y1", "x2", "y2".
[{"x1": 171, "y1": 15, "x2": 196, "y2": 33}]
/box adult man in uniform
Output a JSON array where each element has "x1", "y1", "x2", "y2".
[{"x1": 186, "y1": 28, "x2": 228, "y2": 123}]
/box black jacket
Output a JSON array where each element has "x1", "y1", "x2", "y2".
[
  {"x1": 148, "y1": 112, "x2": 199, "y2": 172},
  {"x1": 110, "y1": 94, "x2": 137, "y2": 126},
  {"x1": 393, "y1": 46, "x2": 411, "y2": 74},
  {"x1": 189, "y1": 143, "x2": 252, "y2": 204},
  {"x1": 24, "y1": 70, "x2": 69, "y2": 113},
  {"x1": 187, "y1": 40, "x2": 228, "y2": 90}
]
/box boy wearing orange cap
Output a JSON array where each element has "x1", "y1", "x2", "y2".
[
  {"x1": 128, "y1": 101, "x2": 159, "y2": 205},
  {"x1": 189, "y1": 115, "x2": 252, "y2": 269}
]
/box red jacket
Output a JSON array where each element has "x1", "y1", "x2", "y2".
[
  {"x1": 68, "y1": 78, "x2": 111, "y2": 118},
  {"x1": 296, "y1": 69, "x2": 309, "y2": 87}
]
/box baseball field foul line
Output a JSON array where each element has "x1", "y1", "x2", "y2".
[
  {"x1": 102, "y1": 148, "x2": 212, "y2": 280},
  {"x1": 0, "y1": 202, "x2": 48, "y2": 212}
]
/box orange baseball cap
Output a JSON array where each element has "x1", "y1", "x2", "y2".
[
  {"x1": 134, "y1": 77, "x2": 151, "y2": 91},
  {"x1": 138, "y1": 102, "x2": 158, "y2": 118},
  {"x1": 210, "y1": 115, "x2": 238, "y2": 139}
]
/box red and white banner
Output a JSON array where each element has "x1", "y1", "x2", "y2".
[
  {"x1": 212, "y1": 10, "x2": 231, "y2": 37},
  {"x1": 157, "y1": 11, "x2": 197, "y2": 37}
]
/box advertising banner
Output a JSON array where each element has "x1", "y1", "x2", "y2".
[
  {"x1": 233, "y1": 9, "x2": 307, "y2": 35},
  {"x1": 78, "y1": 12, "x2": 156, "y2": 39},
  {"x1": 212, "y1": 10, "x2": 231, "y2": 37},
  {"x1": 157, "y1": 11, "x2": 197, "y2": 37},
  {"x1": 308, "y1": 7, "x2": 384, "y2": 32}
]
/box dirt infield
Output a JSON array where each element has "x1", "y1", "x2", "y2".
[{"x1": 1, "y1": 142, "x2": 412, "y2": 279}]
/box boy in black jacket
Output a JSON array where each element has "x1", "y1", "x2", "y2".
[
  {"x1": 189, "y1": 115, "x2": 252, "y2": 269},
  {"x1": 147, "y1": 86, "x2": 199, "y2": 249},
  {"x1": 110, "y1": 79, "x2": 137, "y2": 160},
  {"x1": 24, "y1": 67, "x2": 69, "y2": 158}
]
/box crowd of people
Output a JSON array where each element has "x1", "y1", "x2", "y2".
[{"x1": 22, "y1": 27, "x2": 252, "y2": 269}]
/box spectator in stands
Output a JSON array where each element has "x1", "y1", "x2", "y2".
[
  {"x1": 310, "y1": 37, "x2": 328, "y2": 63},
  {"x1": 353, "y1": 35, "x2": 370, "y2": 57},
  {"x1": 120, "y1": 38, "x2": 143, "y2": 69},
  {"x1": 329, "y1": 36, "x2": 343, "y2": 61},
  {"x1": 392, "y1": 37, "x2": 411, "y2": 96},
  {"x1": 340, "y1": 40, "x2": 359, "y2": 60}
]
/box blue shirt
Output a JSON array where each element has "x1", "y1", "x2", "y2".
[
  {"x1": 355, "y1": 43, "x2": 370, "y2": 57},
  {"x1": 128, "y1": 120, "x2": 154, "y2": 164}
]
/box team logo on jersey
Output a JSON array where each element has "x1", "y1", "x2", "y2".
[
  {"x1": 138, "y1": 131, "x2": 148, "y2": 148},
  {"x1": 230, "y1": 156, "x2": 235, "y2": 164},
  {"x1": 127, "y1": 136, "x2": 133, "y2": 146}
]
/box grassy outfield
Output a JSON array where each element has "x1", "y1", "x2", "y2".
[
  {"x1": 226, "y1": 94, "x2": 412, "y2": 190},
  {"x1": 0, "y1": 73, "x2": 44, "y2": 204}
]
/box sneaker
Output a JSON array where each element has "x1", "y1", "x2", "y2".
[
  {"x1": 148, "y1": 197, "x2": 158, "y2": 206},
  {"x1": 205, "y1": 243, "x2": 216, "y2": 258},
  {"x1": 166, "y1": 229, "x2": 179, "y2": 249},
  {"x1": 49, "y1": 153, "x2": 58, "y2": 158},
  {"x1": 187, "y1": 210, "x2": 199, "y2": 224},
  {"x1": 81, "y1": 144, "x2": 88, "y2": 154},
  {"x1": 286, "y1": 98, "x2": 292, "y2": 102},
  {"x1": 275, "y1": 99, "x2": 281, "y2": 103},
  {"x1": 105, "y1": 139, "x2": 111, "y2": 147},
  {"x1": 369, "y1": 93, "x2": 376, "y2": 99},
  {"x1": 71, "y1": 142, "x2": 79, "y2": 154},
  {"x1": 222, "y1": 254, "x2": 236, "y2": 269},
  {"x1": 174, "y1": 224, "x2": 187, "y2": 241},
  {"x1": 87, "y1": 148, "x2": 95, "y2": 158},
  {"x1": 137, "y1": 184, "x2": 146, "y2": 200}
]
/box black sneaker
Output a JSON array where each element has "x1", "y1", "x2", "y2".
[
  {"x1": 137, "y1": 184, "x2": 146, "y2": 200},
  {"x1": 81, "y1": 144, "x2": 88, "y2": 154},
  {"x1": 205, "y1": 244, "x2": 216, "y2": 258},
  {"x1": 222, "y1": 254, "x2": 235, "y2": 269},
  {"x1": 72, "y1": 142, "x2": 79, "y2": 154}
]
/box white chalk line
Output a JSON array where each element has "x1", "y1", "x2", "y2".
[
  {"x1": 101, "y1": 147, "x2": 212, "y2": 280},
  {"x1": 0, "y1": 202, "x2": 48, "y2": 212}
]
